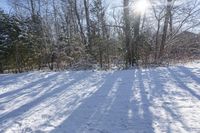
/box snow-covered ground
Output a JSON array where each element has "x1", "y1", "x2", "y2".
[{"x1": 0, "y1": 62, "x2": 200, "y2": 133}]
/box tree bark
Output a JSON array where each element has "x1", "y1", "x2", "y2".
[
  {"x1": 123, "y1": 0, "x2": 132, "y2": 66},
  {"x1": 133, "y1": 14, "x2": 141, "y2": 65},
  {"x1": 84, "y1": 0, "x2": 92, "y2": 52},
  {"x1": 159, "y1": 0, "x2": 172, "y2": 60},
  {"x1": 155, "y1": 19, "x2": 161, "y2": 62},
  {"x1": 74, "y1": 0, "x2": 86, "y2": 45}
]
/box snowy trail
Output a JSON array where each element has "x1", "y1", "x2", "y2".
[{"x1": 0, "y1": 63, "x2": 200, "y2": 133}]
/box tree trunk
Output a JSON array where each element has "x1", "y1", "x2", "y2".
[
  {"x1": 30, "y1": 0, "x2": 36, "y2": 22},
  {"x1": 123, "y1": 0, "x2": 132, "y2": 66},
  {"x1": 155, "y1": 19, "x2": 161, "y2": 62},
  {"x1": 84, "y1": 0, "x2": 92, "y2": 52},
  {"x1": 74, "y1": 0, "x2": 86, "y2": 45},
  {"x1": 159, "y1": 0, "x2": 172, "y2": 60},
  {"x1": 133, "y1": 14, "x2": 141, "y2": 65}
]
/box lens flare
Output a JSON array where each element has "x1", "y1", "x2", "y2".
[{"x1": 135, "y1": 0, "x2": 150, "y2": 14}]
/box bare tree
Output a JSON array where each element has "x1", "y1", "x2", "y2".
[
  {"x1": 159, "y1": 0, "x2": 173, "y2": 60},
  {"x1": 123, "y1": 0, "x2": 132, "y2": 66},
  {"x1": 84, "y1": 0, "x2": 92, "y2": 52}
]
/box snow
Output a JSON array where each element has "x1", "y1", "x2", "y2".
[{"x1": 0, "y1": 62, "x2": 200, "y2": 133}]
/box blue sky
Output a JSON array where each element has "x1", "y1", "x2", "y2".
[
  {"x1": 0, "y1": 0, "x2": 122, "y2": 12},
  {"x1": 0, "y1": 0, "x2": 10, "y2": 11}
]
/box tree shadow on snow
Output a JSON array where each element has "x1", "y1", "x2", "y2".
[
  {"x1": 50, "y1": 70, "x2": 155, "y2": 133},
  {"x1": 177, "y1": 66, "x2": 200, "y2": 85},
  {"x1": 167, "y1": 68, "x2": 200, "y2": 100},
  {"x1": 0, "y1": 72, "x2": 38, "y2": 86},
  {"x1": 126, "y1": 69, "x2": 154, "y2": 133},
  {"x1": 0, "y1": 71, "x2": 93, "y2": 129},
  {"x1": 149, "y1": 68, "x2": 192, "y2": 132},
  {"x1": 50, "y1": 71, "x2": 120, "y2": 133},
  {"x1": 0, "y1": 72, "x2": 60, "y2": 99}
]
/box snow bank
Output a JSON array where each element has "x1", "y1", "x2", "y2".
[{"x1": 0, "y1": 62, "x2": 200, "y2": 133}]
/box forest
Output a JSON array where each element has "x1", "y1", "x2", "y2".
[{"x1": 0, "y1": 0, "x2": 200, "y2": 73}]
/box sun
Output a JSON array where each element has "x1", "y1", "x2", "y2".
[{"x1": 135, "y1": 0, "x2": 150, "y2": 14}]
